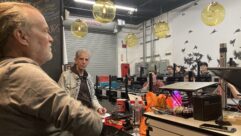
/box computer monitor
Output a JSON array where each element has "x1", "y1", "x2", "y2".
[
  {"x1": 157, "y1": 75, "x2": 164, "y2": 80},
  {"x1": 208, "y1": 67, "x2": 241, "y2": 91},
  {"x1": 165, "y1": 76, "x2": 184, "y2": 85},
  {"x1": 116, "y1": 77, "x2": 123, "y2": 82},
  {"x1": 136, "y1": 77, "x2": 147, "y2": 86},
  {"x1": 195, "y1": 75, "x2": 212, "y2": 82}
]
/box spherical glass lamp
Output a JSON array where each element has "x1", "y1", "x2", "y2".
[
  {"x1": 93, "y1": 0, "x2": 116, "y2": 23},
  {"x1": 124, "y1": 33, "x2": 138, "y2": 48},
  {"x1": 154, "y1": 21, "x2": 169, "y2": 38},
  {"x1": 71, "y1": 19, "x2": 88, "y2": 38},
  {"x1": 201, "y1": 2, "x2": 225, "y2": 26}
]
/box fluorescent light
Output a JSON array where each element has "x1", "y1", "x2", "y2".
[
  {"x1": 116, "y1": 5, "x2": 137, "y2": 12},
  {"x1": 74, "y1": 0, "x2": 137, "y2": 12},
  {"x1": 74, "y1": 0, "x2": 94, "y2": 5}
]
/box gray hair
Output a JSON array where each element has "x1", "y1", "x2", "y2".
[
  {"x1": 0, "y1": 2, "x2": 39, "y2": 57},
  {"x1": 75, "y1": 49, "x2": 91, "y2": 59}
]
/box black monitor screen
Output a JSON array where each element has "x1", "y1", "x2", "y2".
[
  {"x1": 195, "y1": 75, "x2": 212, "y2": 82},
  {"x1": 157, "y1": 75, "x2": 164, "y2": 80},
  {"x1": 116, "y1": 77, "x2": 123, "y2": 82},
  {"x1": 136, "y1": 77, "x2": 147, "y2": 86},
  {"x1": 165, "y1": 76, "x2": 184, "y2": 85}
]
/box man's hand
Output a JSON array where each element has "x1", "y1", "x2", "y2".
[{"x1": 97, "y1": 107, "x2": 107, "y2": 115}]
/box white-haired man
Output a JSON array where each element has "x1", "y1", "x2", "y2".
[
  {"x1": 58, "y1": 49, "x2": 107, "y2": 114},
  {"x1": 0, "y1": 2, "x2": 102, "y2": 136}
]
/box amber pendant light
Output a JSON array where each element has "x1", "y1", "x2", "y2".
[
  {"x1": 154, "y1": 21, "x2": 169, "y2": 38},
  {"x1": 201, "y1": 2, "x2": 225, "y2": 26},
  {"x1": 124, "y1": 33, "x2": 138, "y2": 48},
  {"x1": 92, "y1": 0, "x2": 116, "y2": 23},
  {"x1": 71, "y1": 19, "x2": 88, "y2": 38}
]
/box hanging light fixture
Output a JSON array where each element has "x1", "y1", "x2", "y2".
[
  {"x1": 124, "y1": 33, "x2": 138, "y2": 48},
  {"x1": 201, "y1": 2, "x2": 225, "y2": 26},
  {"x1": 154, "y1": 21, "x2": 169, "y2": 38},
  {"x1": 71, "y1": 19, "x2": 88, "y2": 38},
  {"x1": 92, "y1": 0, "x2": 116, "y2": 23}
]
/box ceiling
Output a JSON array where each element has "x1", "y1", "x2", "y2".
[{"x1": 63, "y1": 0, "x2": 195, "y2": 25}]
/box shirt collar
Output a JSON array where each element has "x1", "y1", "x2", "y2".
[{"x1": 71, "y1": 64, "x2": 88, "y2": 78}]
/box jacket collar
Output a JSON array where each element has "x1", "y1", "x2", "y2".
[{"x1": 71, "y1": 64, "x2": 88, "y2": 78}]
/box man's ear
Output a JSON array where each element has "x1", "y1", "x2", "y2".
[{"x1": 12, "y1": 28, "x2": 29, "y2": 46}]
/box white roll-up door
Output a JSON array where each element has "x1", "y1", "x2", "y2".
[{"x1": 64, "y1": 29, "x2": 117, "y2": 81}]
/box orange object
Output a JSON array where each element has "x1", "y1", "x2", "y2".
[
  {"x1": 139, "y1": 91, "x2": 158, "y2": 136},
  {"x1": 140, "y1": 92, "x2": 176, "y2": 136},
  {"x1": 157, "y1": 94, "x2": 167, "y2": 109},
  {"x1": 166, "y1": 96, "x2": 174, "y2": 109},
  {"x1": 145, "y1": 92, "x2": 158, "y2": 112},
  {"x1": 98, "y1": 75, "x2": 109, "y2": 82},
  {"x1": 139, "y1": 117, "x2": 147, "y2": 136}
]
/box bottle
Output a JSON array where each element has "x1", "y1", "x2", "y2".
[
  {"x1": 133, "y1": 98, "x2": 142, "y2": 126},
  {"x1": 129, "y1": 100, "x2": 135, "y2": 115}
]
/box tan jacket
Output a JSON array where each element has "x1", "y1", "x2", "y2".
[
  {"x1": 0, "y1": 57, "x2": 102, "y2": 136},
  {"x1": 58, "y1": 69, "x2": 102, "y2": 110}
]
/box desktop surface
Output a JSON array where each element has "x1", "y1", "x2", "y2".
[{"x1": 160, "y1": 82, "x2": 218, "y2": 91}]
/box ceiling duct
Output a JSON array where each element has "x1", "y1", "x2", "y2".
[{"x1": 63, "y1": 15, "x2": 118, "y2": 34}]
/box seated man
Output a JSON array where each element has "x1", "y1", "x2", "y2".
[
  {"x1": 58, "y1": 49, "x2": 107, "y2": 114},
  {"x1": 166, "y1": 65, "x2": 174, "y2": 77},
  {"x1": 196, "y1": 62, "x2": 212, "y2": 82},
  {"x1": 175, "y1": 65, "x2": 184, "y2": 77},
  {"x1": 0, "y1": 2, "x2": 102, "y2": 136},
  {"x1": 164, "y1": 65, "x2": 185, "y2": 84}
]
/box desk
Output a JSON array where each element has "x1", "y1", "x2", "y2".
[
  {"x1": 160, "y1": 82, "x2": 219, "y2": 107},
  {"x1": 160, "y1": 82, "x2": 218, "y2": 92},
  {"x1": 144, "y1": 112, "x2": 241, "y2": 136}
]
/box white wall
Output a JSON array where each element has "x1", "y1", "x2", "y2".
[
  {"x1": 171, "y1": 0, "x2": 241, "y2": 67},
  {"x1": 117, "y1": 25, "x2": 143, "y2": 76},
  {"x1": 117, "y1": 0, "x2": 241, "y2": 76}
]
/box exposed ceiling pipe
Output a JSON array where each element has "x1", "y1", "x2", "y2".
[
  {"x1": 150, "y1": 18, "x2": 155, "y2": 62},
  {"x1": 63, "y1": 15, "x2": 117, "y2": 33},
  {"x1": 143, "y1": 21, "x2": 147, "y2": 63},
  {"x1": 65, "y1": 6, "x2": 139, "y2": 18}
]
